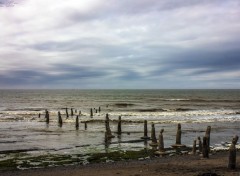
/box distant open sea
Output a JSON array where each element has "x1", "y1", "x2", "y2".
[{"x1": 0, "y1": 89, "x2": 240, "y2": 169}]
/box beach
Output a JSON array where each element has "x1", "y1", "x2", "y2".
[{"x1": 1, "y1": 151, "x2": 240, "y2": 176}]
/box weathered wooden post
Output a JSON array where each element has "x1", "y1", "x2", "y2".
[
  {"x1": 90, "y1": 108, "x2": 93, "y2": 118},
  {"x1": 105, "y1": 114, "x2": 115, "y2": 138},
  {"x1": 155, "y1": 129, "x2": 166, "y2": 155},
  {"x1": 58, "y1": 111, "x2": 62, "y2": 127},
  {"x1": 76, "y1": 115, "x2": 79, "y2": 129},
  {"x1": 84, "y1": 122, "x2": 87, "y2": 130},
  {"x1": 45, "y1": 110, "x2": 49, "y2": 124},
  {"x1": 150, "y1": 123, "x2": 158, "y2": 146},
  {"x1": 202, "y1": 136, "x2": 209, "y2": 158},
  {"x1": 38, "y1": 113, "x2": 41, "y2": 118},
  {"x1": 104, "y1": 132, "x2": 108, "y2": 143},
  {"x1": 66, "y1": 108, "x2": 69, "y2": 118},
  {"x1": 176, "y1": 123, "x2": 181, "y2": 144},
  {"x1": 117, "y1": 116, "x2": 122, "y2": 135},
  {"x1": 75, "y1": 109, "x2": 77, "y2": 113},
  {"x1": 172, "y1": 123, "x2": 185, "y2": 147},
  {"x1": 71, "y1": 108, "x2": 74, "y2": 117},
  {"x1": 198, "y1": 136, "x2": 202, "y2": 153},
  {"x1": 99, "y1": 107, "x2": 101, "y2": 113},
  {"x1": 205, "y1": 126, "x2": 211, "y2": 151},
  {"x1": 190, "y1": 139, "x2": 197, "y2": 155},
  {"x1": 141, "y1": 120, "x2": 150, "y2": 139},
  {"x1": 228, "y1": 135, "x2": 239, "y2": 169},
  {"x1": 95, "y1": 109, "x2": 97, "y2": 113}
]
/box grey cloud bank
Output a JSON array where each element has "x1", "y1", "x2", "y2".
[{"x1": 0, "y1": 0, "x2": 240, "y2": 89}]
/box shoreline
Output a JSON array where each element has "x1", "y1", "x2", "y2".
[{"x1": 1, "y1": 151, "x2": 239, "y2": 176}]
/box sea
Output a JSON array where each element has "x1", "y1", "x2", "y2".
[{"x1": 0, "y1": 89, "x2": 240, "y2": 169}]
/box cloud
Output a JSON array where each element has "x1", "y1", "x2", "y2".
[
  {"x1": 0, "y1": 64, "x2": 111, "y2": 88},
  {"x1": 0, "y1": 0, "x2": 240, "y2": 88}
]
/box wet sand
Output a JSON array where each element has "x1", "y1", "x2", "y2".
[{"x1": 1, "y1": 151, "x2": 239, "y2": 176}]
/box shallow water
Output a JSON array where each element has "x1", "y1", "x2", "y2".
[{"x1": 0, "y1": 89, "x2": 240, "y2": 169}]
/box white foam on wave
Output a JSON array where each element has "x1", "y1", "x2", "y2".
[
  {"x1": 1, "y1": 109, "x2": 240, "y2": 124},
  {"x1": 164, "y1": 98, "x2": 190, "y2": 101}
]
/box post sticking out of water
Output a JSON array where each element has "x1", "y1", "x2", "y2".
[
  {"x1": 117, "y1": 116, "x2": 122, "y2": 135},
  {"x1": 176, "y1": 123, "x2": 181, "y2": 144},
  {"x1": 79, "y1": 111, "x2": 81, "y2": 116},
  {"x1": 66, "y1": 108, "x2": 69, "y2": 118},
  {"x1": 202, "y1": 136, "x2": 209, "y2": 158},
  {"x1": 155, "y1": 129, "x2": 166, "y2": 155},
  {"x1": 149, "y1": 123, "x2": 158, "y2": 146},
  {"x1": 205, "y1": 126, "x2": 211, "y2": 151},
  {"x1": 90, "y1": 108, "x2": 93, "y2": 118},
  {"x1": 228, "y1": 135, "x2": 239, "y2": 170},
  {"x1": 38, "y1": 113, "x2": 41, "y2": 118},
  {"x1": 191, "y1": 139, "x2": 197, "y2": 155},
  {"x1": 171, "y1": 123, "x2": 185, "y2": 148},
  {"x1": 99, "y1": 107, "x2": 101, "y2": 113},
  {"x1": 75, "y1": 115, "x2": 79, "y2": 129},
  {"x1": 95, "y1": 109, "x2": 97, "y2": 113},
  {"x1": 58, "y1": 111, "x2": 62, "y2": 127},
  {"x1": 159, "y1": 129, "x2": 165, "y2": 152},
  {"x1": 141, "y1": 120, "x2": 150, "y2": 139},
  {"x1": 75, "y1": 109, "x2": 77, "y2": 113},
  {"x1": 71, "y1": 108, "x2": 74, "y2": 117},
  {"x1": 105, "y1": 114, "x2": 115, "y2": 138},
  {"x1": 45, "y1": 110, "x2": 49, "y2": 124},
  {"x1": 198, "y1": 136, "x2": 202, "y2": 153},
  {"x1": 84, "y1": 122, "x2": 87, "y2": 130}
]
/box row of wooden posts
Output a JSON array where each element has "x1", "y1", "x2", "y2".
[
  {"x1": 43, "y1": 109, "x2": 238, "y2": 170},
  {"x1": 41, "y1": 107, "x2": 101, "y2": 119}
]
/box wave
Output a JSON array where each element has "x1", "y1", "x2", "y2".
[
  {"x1": 137, "y1": 108, "x2": 165, "y2": 112},
  {"x1": 4, "y1": 107, "x2": 45, "y2": 111},
  {"x1": 111, "y1": 103, "x2": 135, "y2": 108},
  {"x1": 1, "y1": 108, "x2": 240, "y2": 125},
  {"x1": 163, "y1": 99, "x2": 191, "y2": 101},
  {"x1": 163, "y1": 98, "x2": 240, "y2": 103}
]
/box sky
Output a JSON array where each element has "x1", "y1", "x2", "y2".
[{"x1": 0, "y1": 0, "x2": 240, "y2": 89}]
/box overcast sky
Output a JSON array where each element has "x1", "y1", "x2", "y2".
[{"x1": 0, "y1": 0, "x2": 240, "y2": 89}]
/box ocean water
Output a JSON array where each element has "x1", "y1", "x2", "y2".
[{"x1": 0, "y1": 89, "x2": 240, "y2": 168}]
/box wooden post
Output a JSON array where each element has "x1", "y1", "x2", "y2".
[
  {"x1": 105, "y1": 114, "x2": 115, "y2": 138},
  {"x1": 191, "y1": 139, "x2": 197, "y2": 155},
  {"x1": 84, "y1": 122, "x2": 87, "y2": 130},
  {"x1": 90, "y1": 108, "x2": 93, "y2": 117},
  {"x1": 75, "y1": 115, "x2": 79, "y2": 129},
  {"x1": 66, "y1": 108, "x2": 69, "y2": 118},
  {"x1": 71, "y1": 108, "x2": 74, "y2": 117},
  {"x1": 172, "y1": 123, "x2": 185, "y2": 148},
  {"x1": 228, "y1": 135, "x2": 239, "y2": 169},
  {"x1": 79, "y1": 111, "x2": 81, "y2": 116},
  {"x1": 117, "y1": 116, "x2": 122, "y2": 135},
  {"x1": 141, "y1": 120, "x2": 150, "y2": 139},
  {"x1": 58, "y1": 111, "x2": 62, "y2": 127},
  {"x1": 150, "y1": 123, "x2": 158, "y2": 146},
  {"x1": 155, "y1": 129, "x2": 166, "y2": 155},
  {"x1": 38, "y1": 113, "x2": 41, "y2": 118},
  {"x1": 45, "y1": 110, "x2": 49, "y2": 124},
  {"x1": 205, "y1": 126, "x2": 211, "y2": 151},
  {"x1": 159, "y1": 129, "x2": 165, "y2": 152},
  {"x1": 75, "y1": 109, "x2": 77, "y2": 113},
  {"x1": 202, "y1": 136, "x2": 209, "y2": 158},
  {"x1": 198, "y1": 136, "x2": 202, "y2": 153},
  {"x1": 176, "y1": 123, "x2": 181, "y2": 144},
  {"x1": 99, "y1": 107, "x2": 101, "y2": 113}
]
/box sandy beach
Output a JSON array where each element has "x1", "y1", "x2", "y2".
[{"x1": 1, "y1": 151, "x2": 239, "y2": 176}]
